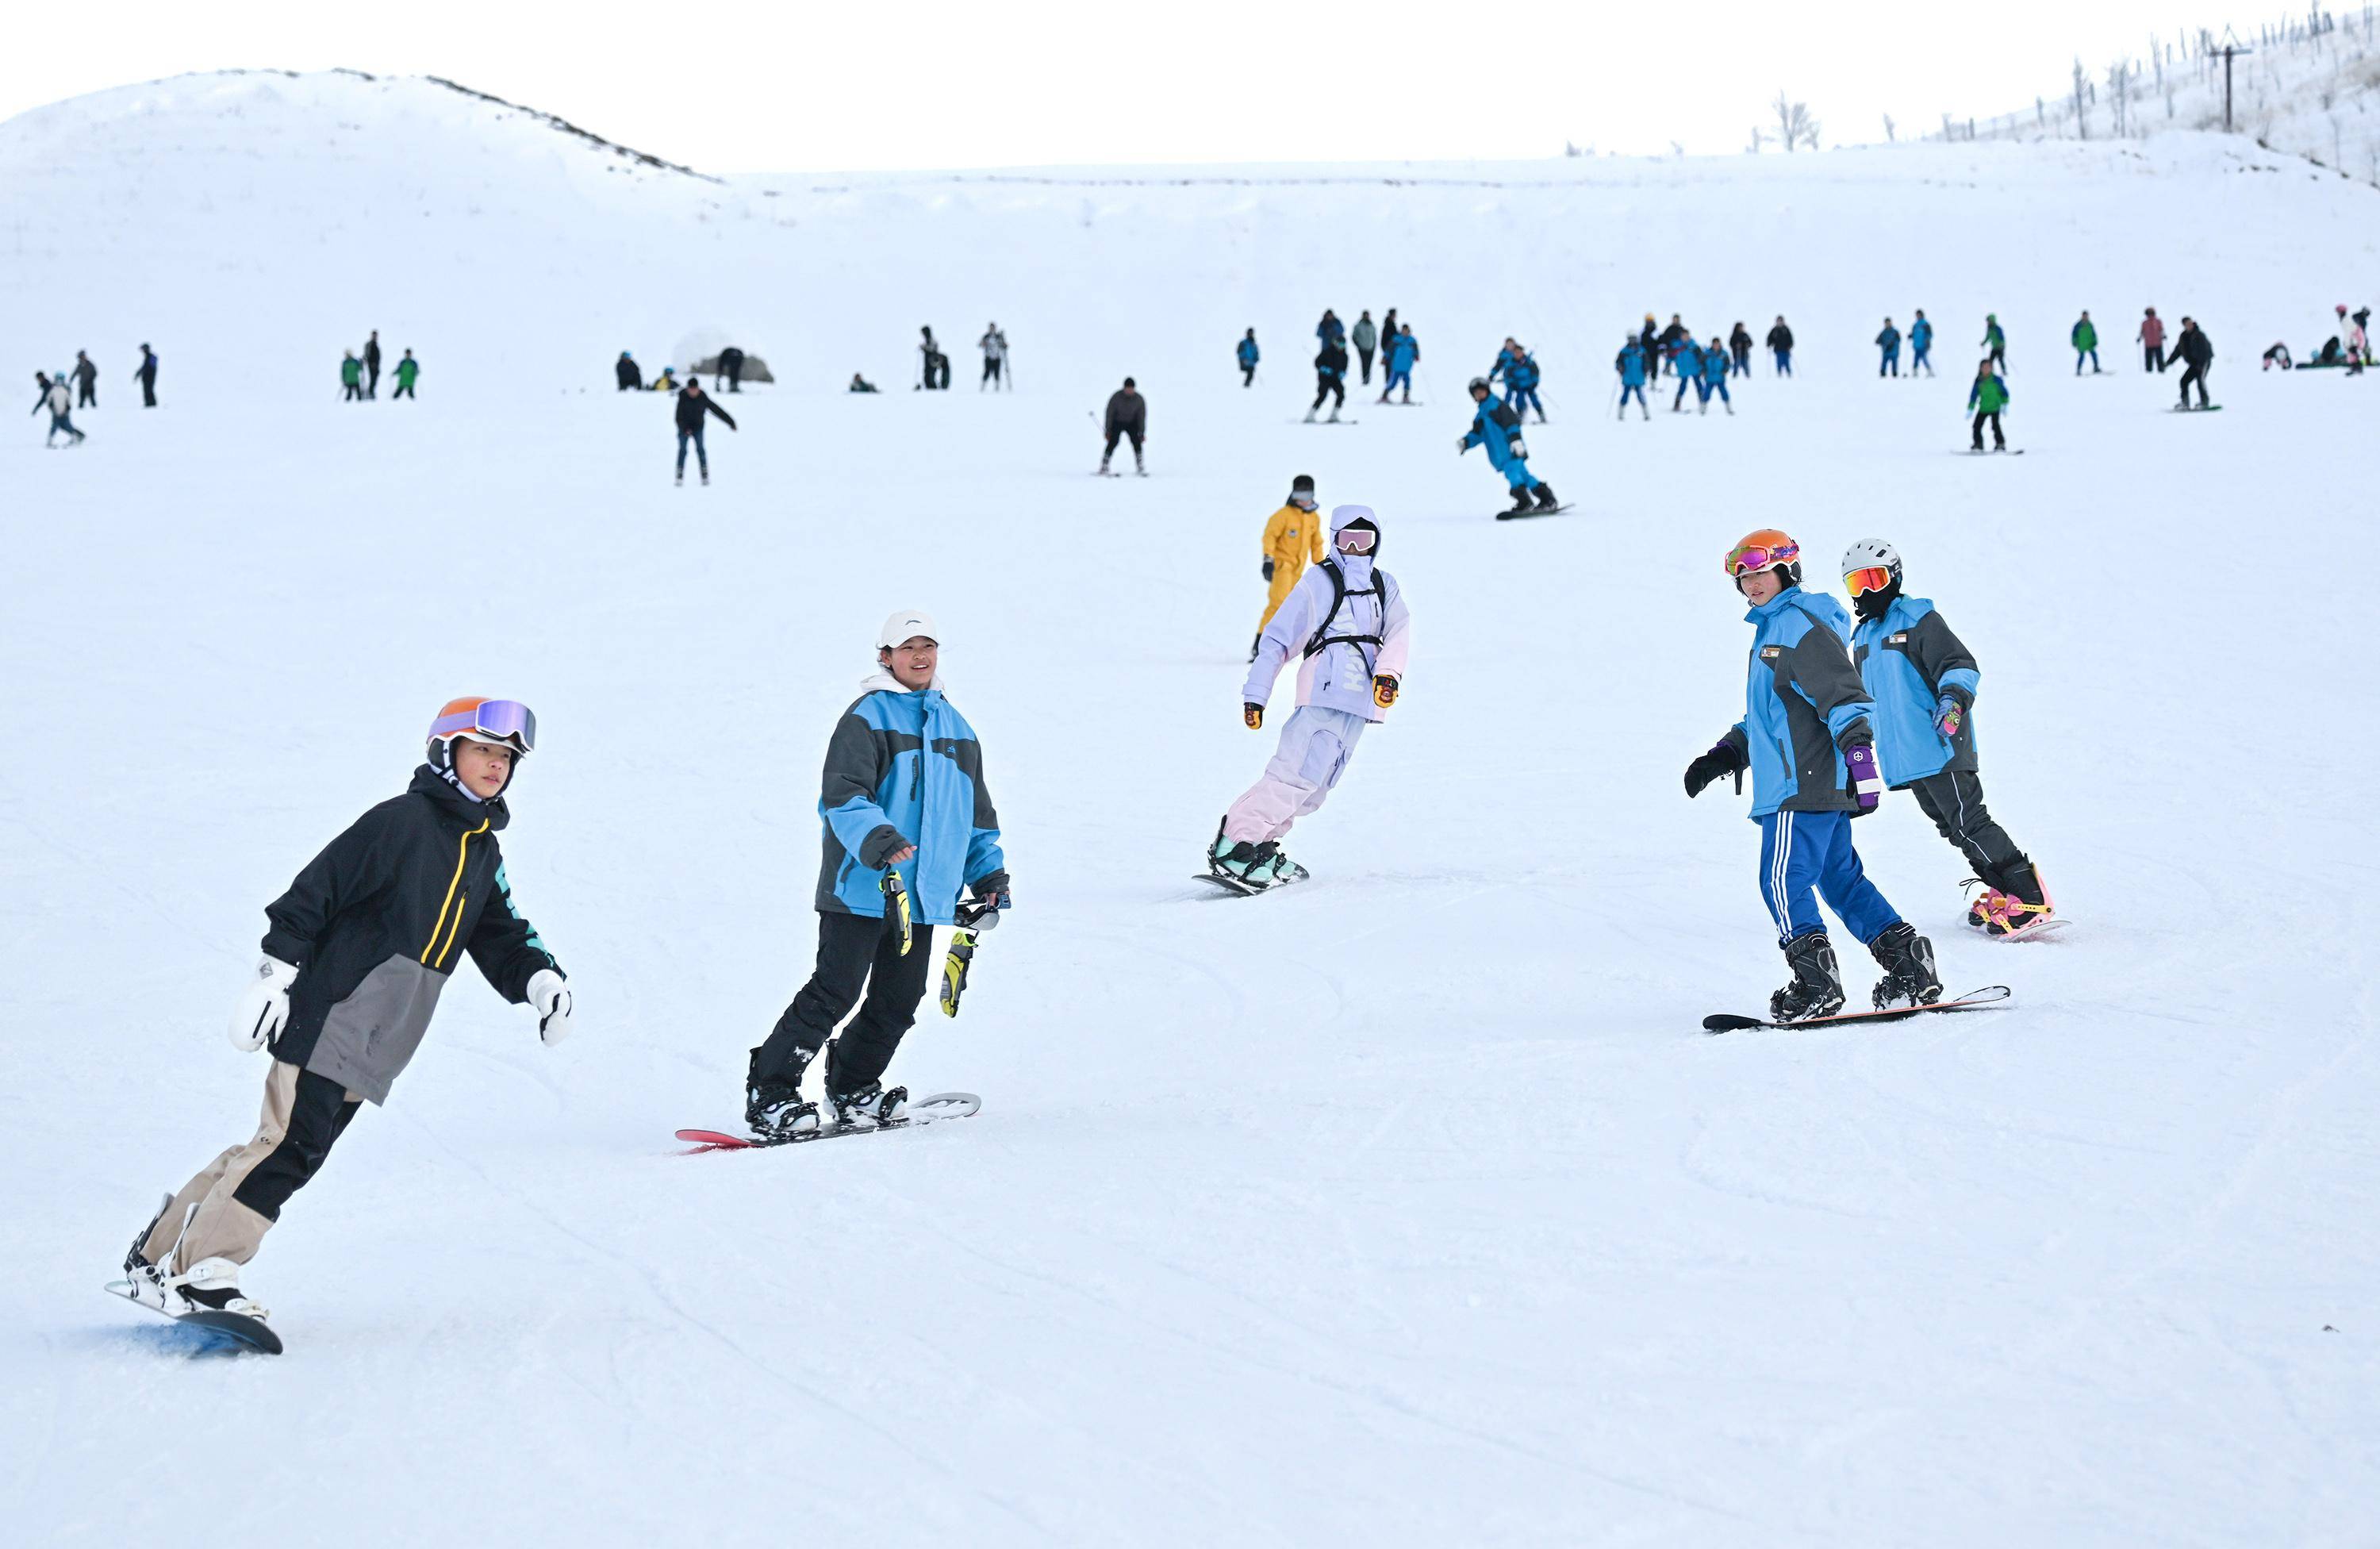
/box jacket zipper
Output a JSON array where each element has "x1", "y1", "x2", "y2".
[{"x1": 420, "y1": 820, "x2": 490, "y2": 964}]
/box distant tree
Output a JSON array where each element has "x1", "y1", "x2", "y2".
[
  {"x1": 1883, "y1": 113, "x2": 1898, "y2": 141},
  {"x1": 1748, "y1": 125, "x2": 1770, "y2": 153},
  {"x1": 2072, "y1": 58, "x2": 2090, "y2": 138},
  {"x1": 1774, "y1": 90, "x2": 1817, "y2": 152}
]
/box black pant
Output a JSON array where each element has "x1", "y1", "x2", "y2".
[
  {"x1": 981, "y1": 356, "x2": 1002, "y2": 386},
  {"x1": 1906, "y1": 770, "x2": 2027, "y2": 889},
  {"x1": 1311, "y1": 375, "x2": 1344, "y2": 411},
  {"x1": 367, "y1": 363, "x2": 380, "y2": 398},
  {"x1": 1357, "y1": 345, "x2": 1375, "y2": 383},
  {"x1": 77, "y1": 379, "x2": 94, "y2": 407},
  {"x1": 140, "y1": 375, "x2": 156, "y2": 406},
  {"x1": 756, "y1": 909, "x2": 935, "y2": 1094},
  {"x1": 726, "y1": 364, "x2": 743, "y2": 391},
  {"x1": 923, "y1": 354, "x2": 950, "y2": 389},
  {"x1": 1971, "y1": 409, "x2": 2003, "y2": 448},
  {"x1": 343, "y1": 382, "x2": 363, "y2": 401},
  {"x1": 1241, "y1": 364, "x2": 1256, "y2": 386},
  {"x1": 1989, "y1": 348, "x2": 2006, "y2": 374},
  {"x1": 393, "y1": 382, "x2": 415, "y2": 399},
  {"x1": 1104, "y1": 427, "x2": 1143, "y2": 458},
  {"x1": 2178, "y1": 362, "x2": 2209, "y2": 406},
  {"x1": 232, "y1": 1067, "x2": 365, "y2": 1222},
  {"x1": 2145, "y1": 344, "x2": 2164, "y2": 372}
]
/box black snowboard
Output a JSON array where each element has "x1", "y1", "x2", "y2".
[
  {"x1": 1702, "y1": 984, "x2": 2010, "y2": 1034},
  {"x1": 104, "y1": 1280, "x2": 283, "y2": 1355},
  {"x1": 1495, "y1": 503, "x2": 1576, "y2": 521},
  {"x1": 677, "y1": 1092, "x2": 981, "y2": 1151}
]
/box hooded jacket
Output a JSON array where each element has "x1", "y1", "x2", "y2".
[
  {"x1": 261, "y1": 767, "x2": 560, "y2": 1104},
  {"x1": 1718, "y1": 586, "x2": 1875, "y2": 820},
  {"x1": 814, "y1": 675, "x2": 1005, "y2": 925},
  {"x1": 1262, "y1": 500, "x2": 1326, "y2": 573},
  {"x1": 1243, "y1": 508, "x2": 1412, "y2": 722},
  {"x1": 1851, "y1": 594, "x2": 1982, "y2": 786}
]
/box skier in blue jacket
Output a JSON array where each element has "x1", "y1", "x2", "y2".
[
  {"x1": 1237, "y1": 329, "x2": 1259, "y2": 387},
  {"x1": 1460, "y1": 378, "x2": 1558, "y2": 515},
  {"x1": 746, "y1": 609, "x2": 1011, "y2": 1137},
  {"x1": 1614, "y1": 335, "x2": 1651, "y2": 420},
  {"x1": 1379, "y1": 325, "x2": 1418, "y2": 403},
  {"x1": 1672, "y1": 336, "x2": 1705, "y2": 412},
  {"x1": 1697, "y1": 336, "x2": 1733, "y2": 415},
  {"x1": 1491, "y1": 340, "x2": 1545, "y2": 423},
  {"x1": 1841, "y1": 540, "x2": 2054, "y2": 936},
  {"x1": 1682, "y1": 529, "x2": 1942, "y2": 1020},
  {"x1": 1876, "y1": 318, "x2": 1902, "y2": 377},
  {"x1": 1909, "y1": 311, "x2": 1935, "y2": 377}
]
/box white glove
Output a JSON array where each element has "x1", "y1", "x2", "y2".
[
  {"x1": 1454, "y1": 435, "x2": 1468, "y2": 453},
  {"x1": 527, "y1": 969, "x2": 573, "y2": 1047},
  {"x1": 228, "y1": 956, "x2": 300, "y2": 1052}
]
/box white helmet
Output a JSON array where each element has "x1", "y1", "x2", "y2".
[
  {"x1": 1839, "y1": 538, "x2": 1902, "y2": 581},
  {"x1": 877, "y1": 609, "x2": 940, "y2": 650}
]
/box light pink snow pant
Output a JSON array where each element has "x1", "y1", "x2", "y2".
[{"x1": 1224, "y1": 705, "x2": 1367, "y2": 845}]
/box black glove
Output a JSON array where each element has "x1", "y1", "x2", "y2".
[
  {"x1": 1261, "y1": 558, "x2": 1275, "y2": 582},
  {"x1": 1683, "y1": 740, "x2": 1746, "y2": 798},
  {"x1": 969, "y1": 870, "x2": 1012, "y2": 915}
]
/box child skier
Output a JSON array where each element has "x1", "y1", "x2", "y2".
[
  {"x1": 745, "y1": 611, "x2": 1010, "y2": 1137},
  {"x1": 1459, "y1": 377, "x2": 1559, "y2": 515},
  {"x1": 121, "y1": 698, "x2": 570, "y2": 1324},
  {"x1": 1980, "y1": 313, "x2": 2007, "y2": 374},
  {"x1": 1910, "y1": 310, "x2": 1935, "y2": 376},
  {"x1": 1210, "y1": 506, "x2": 1410, "y2": 889},
  {"x1": 340, "y1": 351, "x2": 363, "y2": 402},
  {"x1": 1875, "y1": 318, "x2": 1902, "y2": 378},
  {"x1": 2071, "y1": 311, "x2": 2101, "y2": 374},
  {"x1": 1840, "y1": 540, "x2": 2055, "y2": 936},
  {"x1": 1967, "y1": 358, "x2": 2010, "y2": 451},
  {"x1": 1682, "y1": 530, "x2": 1943, "y2": 1020},
  {"x1": 1672, "y1": 335, "x2": 1704, "y2": 411},
  {"x1": 1698, "y1": 336, "x2": 1733, "y2": 414},
  {"x1": 392, "y1": 349, "x2": 420, "y2": 400},
  {"x1": 1493, "y1": 340, "x2": 1545, "y2": 422},
  {"x1": 34, "y1": 371, "x2": 83, "y2": 445},
  {"x1": 1379, "y1": 325, "x2": 1418, "y2": 403},
  {"x1": 1238, "y1": 329, "x2": 1260, "y2": 387},
  {"x1": 1253, "y1": 474, "x2": 1326, "y2": 659},
  {"x1": 1614, "y1": 334, "x2": 1651, "y2": 420},
  {"x1": 1307, "y1": 336, "x2": 1349, "y2": 422}
]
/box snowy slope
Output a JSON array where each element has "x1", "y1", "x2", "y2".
[{"x1": 6, "y1": 71, "x2": 2380, "y2": 1547}]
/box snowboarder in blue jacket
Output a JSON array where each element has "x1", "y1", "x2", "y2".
[
  {"x1": 1237, "y1": 329, "x2": 1260, "y2": 387},
  {"x1": 746, "y1": 609, "x2": 1010, "y2": 1137},
  {"x1": 1682, "y1": 529, "x2": 1943, "y2": 1021},
  {"x1": 1841, "y1": 539, "x2": 2054, "y2": 936},
  {"x1": 1460, "y1": 378, "x2": 1558, "y2": 515},
  {"x1": 1697, "y1": 337, "x2": 1733, "y2": 415},
  {"x1": 1909, "y1": 311, "x2": 1935, "y2": 377},
  {"x1": 1876, "y1": 319, "x2": 1902, "y2": 377},
  {"x1": 1614, "y1": 336, "x2": 1651, "y2": 420}
]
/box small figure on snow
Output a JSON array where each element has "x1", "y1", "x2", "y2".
[
  {"x1": 1909, "y1": 310, "x2": 1935, "y2": 377},
  {"x1": 1491, "y1": 339, "x2": 1545, "y2": 423},
  {"x1": 1967, "y1": 358, "x2": 2010, "y2": 452},
  {"x1": 616, "y1": 350, "x2": 644, "y2": 391},
  {"x1": 1681, "y1": 531, "x2": 1942, "y2": 1021},
  {"x1": 849, "y1": 372, "x2": 881, "y2": 393},
  {"x1": 136, "y1": 342, "x2": 159, "y2": 406},
  {"x1": 1729, "y1": 321, "x2": 1754, "y2": 376},
  {"x1": 121, "y1": 698, "x2": 568, "y2": 1326},
  {"x1": 1698, "y1": 336, "x2": 1733, "y2": 414},
  {"x1": 1767, "y1": 316, "x2": 1794, "y2": 376},
  {"x1": 1209, "y1": 506, "x2": 1410, "y2": 890},
  {"x1": 1614, "y1": 333, "x2": 1651, "y2": 420},
  {"x1": 73, "y1": 350, "x2": 98, "y2": 408},
  {"x1": 674, "y1": 375, "x2": 738, "y2": 486},
  {"x1": 1841, "y1": 540, "x2": 2055, "y2": 936},
  {"x1": 2138, "y1": 309, "x2": 2166, "y2": 374},
  {"x1": 2071, "y1": 311, "x2": 2101, "y2": 374},
  {"x1": 2165, "y1": 317, "x2": 2213, "y2": 408},
  {"x1": 1378, "y1": 324, "x2": 1418, "y2": 403},
  {"x1": 391, "y1": 348, "x2": 420, "y2": 401},
  {"x1": 1672, "y1": 334, "x2": 1705, "y2": 412},
  {"x1": 1307, "y1": 336, "x2": 1349, "y2": 422},
  {"x1": 745, "y1": 611, "x2": 1009, "y2": 1137},
  {"x1": 1352, "y1": 311, "x2": 1378, "y2": 384},
  {"x1": 918, "y1": 326, "x2": 950, "y2": 390},
  {"x1": 1100, "y1": 377, "x2": 1146, "y2": 475},
  {"x1": 1459, "y1": 376, "x2": 1559, "y2": 516},
  {"x1": 979, "y1": 325, "x2": 1008, "y2": 390},
  {"x1": 340, "y1": 351, "x2": 363, "y2": 402},
  {"x1": 1876, "y1": 317, "x2": 1902, "y2": 378},
  {"x1": 1980, "y1": 313, "x2": 2007, "y2": 375},
  {"x1": 33, "y1": 371, "x2": 84, "y2": 445},
  {"x1": 1252, "y1": 474, "x2": 1326, "y2": 660},
  {"x1": 1238, "y1": 329, "x2": 1260, "y2": 387}
]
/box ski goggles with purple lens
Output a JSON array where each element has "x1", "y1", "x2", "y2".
[{"x1": 428, "y1": 698, "x2": 537, "y2": 754}]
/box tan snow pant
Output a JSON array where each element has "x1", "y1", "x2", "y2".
[{"x1": 140, "y1": 1059, "x2": 363, "y2": 1272}]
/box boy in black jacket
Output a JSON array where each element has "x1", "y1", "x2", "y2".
[{"x1": 121, "y1": 698, "x2": 571, "y2": 1324}]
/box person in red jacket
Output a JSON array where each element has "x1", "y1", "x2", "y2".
[{"x1": 2137, "y1": 308, "x2": 2166, "y2": 373}]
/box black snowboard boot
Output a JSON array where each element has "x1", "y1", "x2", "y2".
[
  {"x1": 1507, "y1": 486, "x2": 1535, "y2": 516},
  {"x1": 823, "y1": 1038, "x2": 908, "y2": 1125},
  {"x1": 1532, "y1": 482, "x2": 1559, "y2": 511},
  {"x1": 1868, "y1": 922, "x2": 1944, "y2": 1009},
  {"x1": 1771, "y1": 932, "x2": 1847, "y2": 1022},
  {"x1": 745, "y1": 1047, "x2": 819, "y2": 1138}
]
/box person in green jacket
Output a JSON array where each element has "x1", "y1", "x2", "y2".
[
  {"x1": 1967, "y1": 359, "x2": 2011, "y2": 452},
  {"x1": 2070, "y1": 312, "x2": 2100, "y2": 375},
  {"x1": 392, "y1": 350, "x2": 420, "y2": 400},
  {"x1": 1980, "y1": 315, "x2": 2007, "y2": 375},
  {"x1": 340, "y1": 352, "x2": 363, "y2": 402}
]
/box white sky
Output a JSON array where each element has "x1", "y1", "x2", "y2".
[{"x1": 10, "y1": 1, "x2": 2261, "y2": 172}]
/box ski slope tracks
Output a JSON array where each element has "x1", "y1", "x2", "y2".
[{"x1": 4, "y1": 71, "x2": 2378, "y2": 1547}]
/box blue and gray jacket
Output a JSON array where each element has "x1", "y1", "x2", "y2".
[
  {"x1": 1718, "y1": 586, "x2": 1875, "y2": 820},
  {"x1": 1237, "y1": 336, "x2": 1259, "y2": 367},
  {"x1": 1910, "y1": 318, "x2": 1934, "y2": 352},
  {"x1": 1877, "y1": 325, "x2": 1902, "y2": 354},
  {"x1": 1850, "y1": 594, "x2": 1981, "y2": 786},
  {"x1": 1700, "y1": 348, "x2": 1731, "y2": 384},
  {"x1": 1388, "y1": 332, "x2": 1418, "y2": 374},
  {"x1": 815, "y1": 677, "x2": 1005, "y2": 925},
  {"x1": 1461, "y1": 392, "x2": 1529, "y2": 471},
  {"x1": 1614, "y1": 342, "x2": 1648, "y2": 386}
]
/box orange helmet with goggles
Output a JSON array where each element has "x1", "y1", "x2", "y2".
[
  {"x1": 426, "y1": 697, "x2": 536, "y2": 770},
  {"x1": 1723, "y1": 529, "x2": 1801, "y2": 590}
]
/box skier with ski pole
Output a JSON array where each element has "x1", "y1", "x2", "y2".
[
  {"x1": 118, "y1": 698, "x2": 570, "y2": 1336},
  {"x1": 1207, "y1": 506, "x2": 1409, "y2": 891},
  {"x1": 745, "y1": 610, "x2": 1009, "y2": 1137},
  {"x1": 1681, "y1": 530, "x2": 1942, "y2": 1021},
  {"x1": 1459, "y1": 376, "x2": 1560, "y2": 516},
  {"x1": 1840, "y1": 539, "x2": 2056, "y2": 936}
]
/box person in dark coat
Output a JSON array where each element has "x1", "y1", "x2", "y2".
[
  {"x1": 2165, "y1": 318, "x2": 2215, "y2": 409},
  {"x1": 1307, "y1": 339, "x2": 1349, "y2": 422},
  {"x1": 136, "y1": 344, "x2": 159, "y2": 406},
  {"x1": 674, "y1": 377, "x2": 738, "y2": 485},
  {"x1": 719, "y1": 346, "x2": 746, "y2": 392},
  {"x1": 363, "y1": 331, "x2": 382, "y2": 398},
  {"x1": 1100, "y1": 378, "x2": 1146, "y2": 475},
  {"x1": 73, "y1": 351, "x2": 98, "y2": 409},
  {"x1": 1766, "y1": 317, "x2": 1794, "y2": 376},
  {"x1": 616, "y1": 352, "x2": 643, "y2": 391},
  {"x1": 121, "y1": 698, "x2": 567, "y2": 1325}
]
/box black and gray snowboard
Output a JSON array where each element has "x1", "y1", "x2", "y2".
[
  {"x1": 1702, "y1": 984, "x2": 2010, "y2": 1035},
  {"x1": 678, "y1": 1092, "x2": 981, "y2": 1151},
  {"x1": 1495, "y1": 503, "x2": 1576, "y2": 521},
  {"x1": 103, "y1": 1280, "x2": 283, "y2": 1355},
  {"x1": 1191, "y1": 862, "x2": 1311, "y2": 897}
]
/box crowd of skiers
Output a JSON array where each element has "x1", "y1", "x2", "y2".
[
  {"x1": 340, "y1": 332, "x2": 420, "y2": 401},
  {"x1": 28, "y1": 345, "x2": 159, "y2": 445}
]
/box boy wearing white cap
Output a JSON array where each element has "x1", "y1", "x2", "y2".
[{"x1": 747, "y1": 611, "x2": 1011, "y2": 1136}]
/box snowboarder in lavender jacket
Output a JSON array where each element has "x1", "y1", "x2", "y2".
[{"x1": 1209, "y1": 505, "x2": 1411, "y2": 888}]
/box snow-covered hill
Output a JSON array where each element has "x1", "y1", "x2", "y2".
[{"x1": 6, "y1": 70, "x2": 2379, "y2": 1548}]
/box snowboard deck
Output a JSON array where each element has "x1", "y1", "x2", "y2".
[
  {"x1": 677, "y1": 1092, "x2": 981, "y2": 1151},
  {"x1": 1702, "y1": 984, "x2": 2010, "y2": 1035},
  {"x1": 1495, "y1": 503, "x2": 1576, "y2": 521},
  {"x1": 2170, "y1": 404, "x2": 2222, "y2": 412},
  {"x1": 1292, "y1": 418, "x2": 1360, "y2": 425},
  {"x1": 1960, "y1": 447, "x2": 2025, "y2": 455},
  {"x1": 1976, "y1": 916, "x2": 2071, "y2": 942},
  {"x1": 1190, "y1": 863, "x2": 1311, "y2": 897},
  {"x1": 102, "y1": 1280, "x2": 283, "y2": 1355}
]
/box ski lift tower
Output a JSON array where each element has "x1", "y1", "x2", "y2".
[{"x1": 2217, "y1": 27, "x2": 2252, "y2": 133}]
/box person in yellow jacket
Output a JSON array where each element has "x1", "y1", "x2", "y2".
[{"x1": 1252, "y1": 475, "x2": 1327, "y2": 660}]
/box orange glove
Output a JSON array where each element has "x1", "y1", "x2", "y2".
[
  {"x1": 1372, "y1": 675, "x2": 1399, "y2": 709},
  {"x1": 1244, "y1": 702, "x2": 1264, "y2": 730}
]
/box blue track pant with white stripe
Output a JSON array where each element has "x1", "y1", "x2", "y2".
[{"x1": 1756, "y1": 809, "x2": 1902, "y2": 948}]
